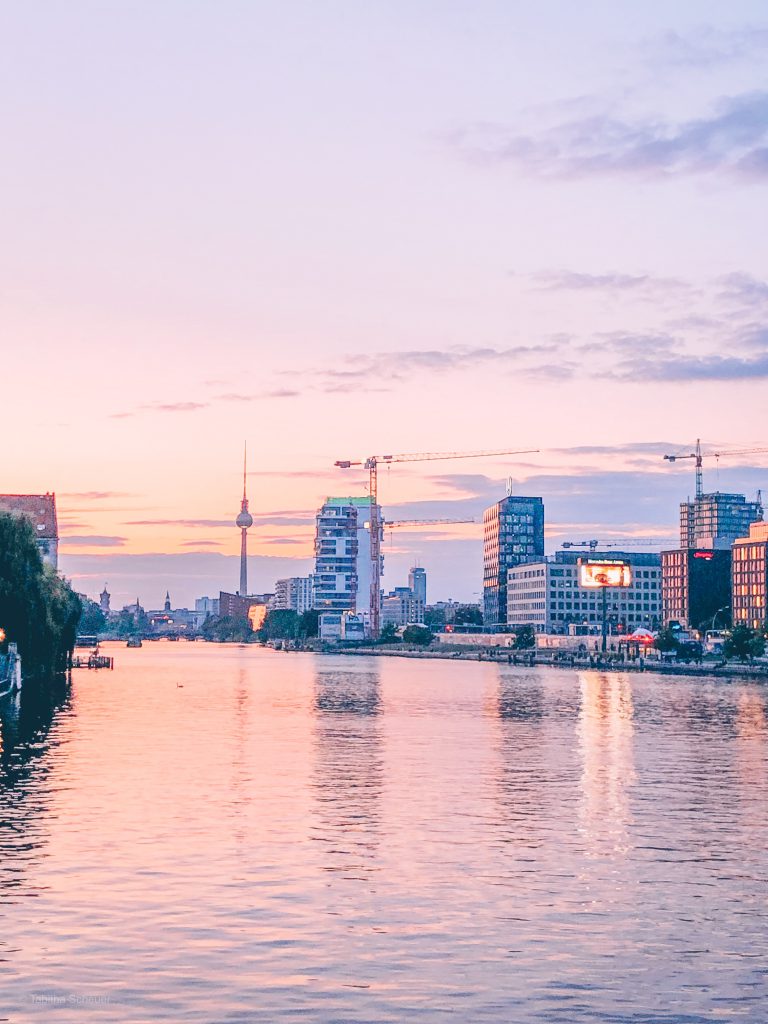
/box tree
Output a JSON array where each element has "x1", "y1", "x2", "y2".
[
  {"x1": 724, "y1": 624, "x2": 765, "y2": 663},
  {"x1": 654, "y1": 627, "x2": 681, "y2": 654},
  {"x1": 453, "y1": 604, "x2": 483, "y2": 626},
  {"x1": 201, "y1": 615, "x2": 253, "y2": 643},
  {"x1": 298, "y1": 609, "x2": 320, "y2": 638},
  {"x1": 378, "y1": 622, "x2": 401, "y2": 644},
  {"x1": 423, "y1": 606, "x2": 446, "y2": 631},
  {"x1": 513, "y1": 624, "x2": 536, "y2": 650},
  {"x1": 77, "y1": 599, "x2": 106, "y2": 636},
  {"x1": 402, "y1": 625, "x2": 432, "y2": 646},
  {"x1": 0, "y1": 514, "x2": 81, "y2": 678},
  {"x1": 258, "y1": 609, "x2": 299, "y2": 641}
]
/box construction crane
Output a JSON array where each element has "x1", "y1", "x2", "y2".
[
  {"x1": 335, "y1": 448, "x2": 538, "y2": 636},
  {"x1": 561, "y1": 538, "x2": 676, "y2": 551},
  {"x1": 663, "y1": 439, "x2": 768, "y2": 500},
  {"x1": 386, "y1": 518, "x2": 476, "y2": 529}
]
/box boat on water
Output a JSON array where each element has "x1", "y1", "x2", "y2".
[
  {"x1": 0, "y1": 643, "x2": 22, "y2": 698},
  {"x1": 127, "y1": 637, "x2": 143, "y2": 648}
]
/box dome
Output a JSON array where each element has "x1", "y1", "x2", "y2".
[{"x1": 236, "y1": 510, "x2": 254, "y2": 529}]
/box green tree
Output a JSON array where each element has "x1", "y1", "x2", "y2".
[
  {"x1": 453, "y1": 604, "x2": 483, "y2": 626},
  {"x1": 77, "y1": 599, "x2": 106, "y2": 636},
  {"x1": 513, "y1": 624, "x2": 536, "y2": 650},
  {"x1": 402, "y1": 625, "x2": 432, "y2": 646},
  {"x1": 423, "y1": 606, "x2": 445, "y2": 631},
  {"x1": 378, "y1": 622, "x2": 401, "y2": 644},
  {"x1": 258, "y1": 609, "x2": 299, "y2": 641},
  {"x1": 724, "y1": 624, "x2": 765, "y2": 663},
  {"x1": 298, "y1": 609, "x2": 320, "y2": 639},
  {"x1": 201, "y1": 615, "x2": 253, "y2": 643},
  {"x1": 0, "y1": 514, "x2": 81, "y2": 678},
  {"x1": 654, "y1": 627, "x2": 681, "y2": 654}
]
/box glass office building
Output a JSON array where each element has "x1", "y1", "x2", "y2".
[{"x1": 483, "y1": 495, "x2": 544, "y2": 628}]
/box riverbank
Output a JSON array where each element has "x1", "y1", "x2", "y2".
[{"x1": 324, "y1": 644, "x2": 768, "y2": 679}]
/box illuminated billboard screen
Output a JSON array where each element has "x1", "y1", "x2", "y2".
[{"x1": 578, "y1": 559, "x2": 632, "y2": 588}]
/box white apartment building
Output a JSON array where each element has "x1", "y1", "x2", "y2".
[
  {"x1": 274, "y1": 576, "x2": 314, "y2": 614},
  {"x1": 507, "y1": 551, "x2": 662, "y2": 633},
  {"x1": 313, "y1": 497, "x2": 382, "y2": 615}
]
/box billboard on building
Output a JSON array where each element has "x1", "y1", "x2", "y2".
[{"x1": 578, "y1": 559, "x2": 632, "y2": 588}]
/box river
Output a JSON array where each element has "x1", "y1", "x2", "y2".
[{"x1": 1, "y1": 644, "x2": 766, "y2": 1022}]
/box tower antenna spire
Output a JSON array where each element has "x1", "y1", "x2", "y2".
[{"x1": 235, "y1": 442, "x2": 254, "y2": 596}]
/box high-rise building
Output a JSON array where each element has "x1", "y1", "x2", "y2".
[
  {"x1": 483, "y1": 495, "x2": 544, "y2": 628},
  {"x1": 0, "y1": 493, "x2": 58, "y2": 568},
  {"x1": 235, "y1": 445, "x2": 253, "y2": 596},
  {"x1": 679, "y1": 492, "x2": 762, "y2": 549},
  {"x1": 731, "y1": 521, "x2": 768, "y2": 630},
  {"x1": 661, "y1": 548, "x2": 731, "y2": 631},
  {"x1": 664, "y1": 490, "x2": 762, "y2": 630},
  {"x1": 408, "y1": 566, "x2": 427, "y2": 606},
  {"x1": 313, "y1": 497, "x2": 382, "y2": 618},
  {"x1": 507, "y1": 550, "x2": 661, "y2": 634},
  {"x1": 274, "y1": 576, "x2": 314, "y2": 614}
]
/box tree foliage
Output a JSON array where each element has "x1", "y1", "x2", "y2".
[
  {"x1": 0, "y1": 513, "x2": 81, "y2": 678},
  {"x1": 402, "y1": 625, "x2": 432, "y2": 646},
  {"x1": 512, "y1": 624, "x2": 536, "y2": 650},
  {"x1": 378, "y1": 622, "x2": 401, "y2": 644},
  {"x1": 201, "y1": 615, "x2": 253, "y2": 643},
  {"x1": 77, "y1": 599, "x2": 107, "y2": 636},
  {"x1": 298, "y1": 609, "x2": 320, "y2": 638},
  {"x1": 724, "y1": 624, "x2": 765, "y2": 662},
  {"x1": 654, "y1": 627, "x2": 681, "y2": 654},
  {"x1": 258, "y1": 609, "x2": 299, "y2": 641},
  {"x1": 453, "y1": 604, "x2": 483, "y2": 626}
]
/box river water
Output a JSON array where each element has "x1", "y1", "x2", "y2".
[{"x1": 1, "y1": 645, "x2": 767, "y2": 1022}]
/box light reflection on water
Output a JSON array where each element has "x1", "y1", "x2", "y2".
[{"x1": 1, "y1": 646, "x2": 767, "y2": 1022}]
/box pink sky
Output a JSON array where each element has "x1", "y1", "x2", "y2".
[{"x1": 2, "y1": 2, "x2": 767, "y2": 606}]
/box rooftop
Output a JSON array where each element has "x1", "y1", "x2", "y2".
[{"x1": 0, "y1": 493, "x2": 58, "y2": 539}]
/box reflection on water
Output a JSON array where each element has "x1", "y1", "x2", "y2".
[
  {"x1": 312, "y1": 662, "x2": 382, "y2": 880},
  {"x1": 1, "y1": 648, "x2": 767, "y2": 1023},
  {"x1": 577, "y1": 672, "x2": 635, "y2": 856}
]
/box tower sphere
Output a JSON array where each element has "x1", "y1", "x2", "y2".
[{"x1": 236, "y1": 509, "x2": 253, "y2": 529}]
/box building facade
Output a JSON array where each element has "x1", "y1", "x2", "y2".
[
  {"x1": 274, "y1": 576, "x2": 314, "y2": 614},
  {"x1": 661, "y1": 548, "x2": 731, "y2": 631},
  {"x1": 313, "y1": 497, "x2": 382, "y2": 617},
  {"x1": 679, "y1": 492, "x2": 762, "y2": 549},
  {"x1": 507, "y1": 550, "x2": 662, "y2": 634},
  {"x1": 483, "y1": 495, "x2": 544, "y2": 628},
  {"x1": 0, "y1": 493, "x2": 59, "y2": 568},
  {"x1": 731, "y1": 521, "x2": 768, "y2": 630}
]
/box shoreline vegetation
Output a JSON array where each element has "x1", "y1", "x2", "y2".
[{"x1": 0, "y1": 514, "x2": 80, "y2": 683}]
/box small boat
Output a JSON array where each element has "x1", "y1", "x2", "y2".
[
  {"x1": 0, "y1": 643, "x2": 22, "y2": 698},
  {"x1": 127, "y1": 637, "x2": 143, "y2": 648}
]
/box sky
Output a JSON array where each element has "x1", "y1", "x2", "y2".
[{"x1": 2, "y1": 1, "x2": 768, "y2": 607}]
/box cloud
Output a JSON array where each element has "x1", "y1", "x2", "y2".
[
  {"x1": 216, "y1": 389, "x2": 301, "y2": 402},
  {"x1": 180, "y1": 540, "x2": 223, "y2": 548},
  {"x1": 450, "y1": 92, "x2": 768, "y2": 180},
  {"x1": 60, "y1": 535, "x2": 127, "y2": 548},
  {"x1": 125, "y1": 518, "x2": 234, "y2": 528},
  {"x1": 608, "y1": 350, "x2": 768, "y2": 382},
  {"x1": 146, "y1": 401, "x2": 208, "y2": 413},
  {"x1": 646, "y1": 26, "x2": 768, "y2": 69},
  {"x1": 60, "y1": 491, "x2": 134, "y2": 501},
  {"x1": 530, "y1": 270, "x2": 684, "y2": 292}
]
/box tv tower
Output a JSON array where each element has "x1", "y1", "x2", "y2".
[{"x1": 235, "y1": 443, "x2": 253, "y2": 596}]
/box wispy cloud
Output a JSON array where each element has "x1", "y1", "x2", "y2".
[
  {"x1": 530, "y1": 269, "x2": 685, "y2": 292},
  {"x1": 450, "y1": 92, "x2": 768, "y2": 181},
  {"x1": 60, "y1": 535, "x2": 127, "y2": 548},
  {"x1": 645, "y1": 26, "x2": 768, "y2": 69},
  {"x1": 125, "y1": 518, "x2": 234, "y2": 528},
  {"x1": 609, "y1": 350, "x2": 768, "y2": 383}
]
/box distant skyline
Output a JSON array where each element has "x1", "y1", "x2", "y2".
[{"x1": 2, "y1": 2, "x2": 767, "y2": 604}]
